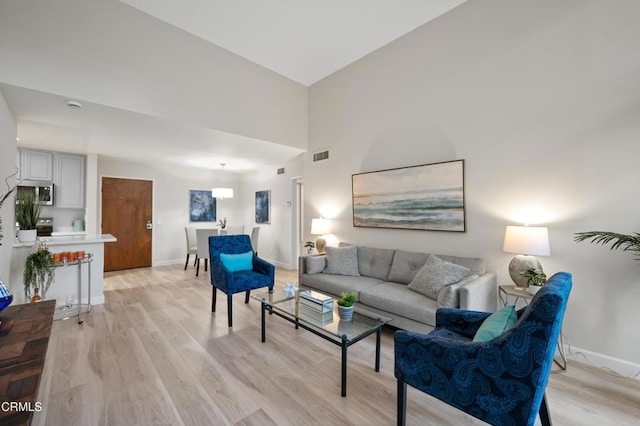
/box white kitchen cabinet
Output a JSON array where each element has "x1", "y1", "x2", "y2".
[
  {"x1": 19, "y1": 149, "x2": 53, "y2": 181},
  {"x1": 54, "y1": 153, "x2": 85, "y2": 208}
]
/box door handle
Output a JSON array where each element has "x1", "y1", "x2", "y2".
[{"x1": 146, "y1": 220, "x2": 153, "y2": 230}]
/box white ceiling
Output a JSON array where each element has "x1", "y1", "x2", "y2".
[
  {"x1": 6, "y1": 0, "x2": 466, "y2": 171},
  {"x1": 119, "y1": 0, "x2": 467, "y2": 86}
]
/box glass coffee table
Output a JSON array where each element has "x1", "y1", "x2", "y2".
[{"x1": 252, "y1": 289, "x2": 391, "y2": 397}]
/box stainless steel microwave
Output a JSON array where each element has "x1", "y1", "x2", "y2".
[{"x1": 16, "y1": 181, "x2": 55, "y2": 206}]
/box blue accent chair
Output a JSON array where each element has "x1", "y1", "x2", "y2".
[
  {"x1": 395, "y1": 272, "x2": 572, "y2": 426},
  {"x1": 209, "y1": 234, "x2": 275, "y2": 327}
]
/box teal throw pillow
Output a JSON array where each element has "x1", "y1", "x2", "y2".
[
  {"x1": 473, "y1": 305, "x2": 518, "y2": 342},
  {"x1": 220, "y1": 251, "x2": 253, "y2": 272}
]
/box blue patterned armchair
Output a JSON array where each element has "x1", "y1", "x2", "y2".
[
  {"x1": 395, "y1": 272, "x2": 572, "y2": 426},
  {"x1": 209, "y1": 234, "x2": 275, "y2": 327}
]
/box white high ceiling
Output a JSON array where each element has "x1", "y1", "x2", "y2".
[
  {"x1": 6, "y1": 0, "x2": 467, "y2": 171},
  {"x1": 119, "y1": 0, "x2": 467, "y2": 86}
]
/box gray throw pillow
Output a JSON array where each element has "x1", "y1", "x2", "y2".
[
  {"x1": 407, "y1": 255, "x2": 470, "y2": 300},
  {"x1": 437, "y1": 274, "x2": 479, "y2": 308},
  {"x1": 306, "y1": 255, "x2": 326, "y2": 274},
  {"x1": 323, "y1": 245, "x2": 360, "y2": 276}
]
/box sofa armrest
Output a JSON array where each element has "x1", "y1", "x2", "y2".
[
  {"x1": 298, "y1": 256, "x2": 308, "y2": 282},
  {"x1": 459, "y1": 272, "x2": 497, "y2": 312}
]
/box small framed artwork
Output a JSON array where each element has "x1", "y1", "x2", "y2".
[
  {"x1": 189, "y1": 190, "x2": 216, "y2": 222},
  {"x1": 255, "y1": 190, "x2": 270, "y2": 224},
  {"x1": 352, "y1": 159, "x2": 465, "y2": 232}
]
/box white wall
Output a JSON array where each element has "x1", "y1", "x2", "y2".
[
  {"x1": 0, "y1": 90, "x2": 17, "y2": 282},
  {"x1": 98, "y1": 156, "x2": 242, "y2": 266},
  {"x1": 0, "y1": 0, "x2": 307, "y2": 150},
  {"x1": 239, "y1": 154, "x2": 304, "y2": 268},
  {"x1": 308, "y1": 0, "x2": 640, "y2": 371}
]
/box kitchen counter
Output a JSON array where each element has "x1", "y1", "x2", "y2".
[
  {"x1": 13, "y1": 234, "x2": 116, "y2": 248},
  {"x1": 10, "y1": 234, "x2": 117, "y2": 305}
]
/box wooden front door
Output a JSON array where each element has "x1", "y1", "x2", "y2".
[{"x1": 102, "y1": 177, "x2": 152, "y2": 271}]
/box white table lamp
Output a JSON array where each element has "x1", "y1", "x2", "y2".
[
  {"x1": 503, "y1": 225, "x2": 550, "y2": 289},
  {"x1": 311, "y1": 218, "x2": 332, "y2": 253}
]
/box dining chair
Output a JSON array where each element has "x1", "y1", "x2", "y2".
[
  {"x1": 250, "y1": 226, "x2": 260, "y2": 255},
  {"x1": 226, "y1": 225, "x2": 245, "y2": 235},
  {"x1": 184, "y1": 227, "x2": 198, "y2": 270},
  {"x1": 196, "y1": 228, "x2": 219, "y2": 277}
]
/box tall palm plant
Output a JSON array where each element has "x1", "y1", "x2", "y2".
[{"x1": 574, "y1": 231, "x2": 640, "y2": 260}]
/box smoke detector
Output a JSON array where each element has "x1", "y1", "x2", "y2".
[{"x1": 65, "y1": 100, "x2": 83, "y2": 109}]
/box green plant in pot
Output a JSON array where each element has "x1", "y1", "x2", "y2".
[
  {"x1": 15, "y1": 189, "x2": 43, "y2": 242},
  {"x1": 337, "y1": 291, "x2": 356, "y2": 321},
  {"x1": 520, "y1": 268, "x2": 547, "y2": 295},
  {"x1": 304, "y1": 241, "x2": 315, "y2": 254},
  {"x1": 24, "y1": 245, "x2": 55, "y2": 302}
]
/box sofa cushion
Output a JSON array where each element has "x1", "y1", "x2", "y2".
[
  {"x1": 437, "y1": 254, "x2": 486, "y2": 275},
  {"x1": 306, "y1": 255, "x2": 326, "y2": 274},
  {"x1": 437, "y1": 274, "x2": 479, "y2": 308},
  {"x1": 359, "y1": 282, "x2": 438, "y2": 326},
  {"x1": 300, "y1": 274, "x2": 382, "y2": 301},
  {"x1": 387, "y1": 250, "x2": 430, "y2": 284},
  {"x1": 323, "y1": 245, "x2": 360, "y2": 276},
  {"x1": 357, "y1": 246, "x2": 395, "y2": 281},
  {"x1": 407, "y1": 255, "x2": 470, "y2": 300}
]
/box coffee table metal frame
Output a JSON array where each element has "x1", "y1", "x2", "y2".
[{"x1": 253, "y1": 289, "x2": 390, "y2": 397}]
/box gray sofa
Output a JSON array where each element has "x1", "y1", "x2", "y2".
[{"x1": 298, "y1": 245, "x2": 497, "y2": 333}]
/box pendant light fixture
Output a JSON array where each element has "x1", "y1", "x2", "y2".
[{"x1": 212, "y1": 163, "x2": 234, "y2": 199}]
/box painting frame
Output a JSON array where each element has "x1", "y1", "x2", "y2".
[
  {"x1": 189, "y1": 190, "x2": 217, "y2": 222},
  {"x1": 352, "y1": 159, "x2": 465, "y2": 232},
  {"x1": 255, "y1": 190, "x2": 270, "y2": 224}
]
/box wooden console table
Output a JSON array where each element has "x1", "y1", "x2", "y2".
[{"x1": 0, "y1": 300, "x2": 55, "y2": 425}]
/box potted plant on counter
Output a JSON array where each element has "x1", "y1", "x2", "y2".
[
  {"x1": 16, "y1": 189, "x2": 43, "y2": 242},
  {"x1": 24, "y1": 244, "x2": 55, "y2": 302},
  {"x1": 337, "y1": 291, "x2": 356, "y2": 321}
]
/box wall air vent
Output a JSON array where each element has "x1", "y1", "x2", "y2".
[
  {"x1": 313, "y1": 150, "x2": 329, "y2": 162},
  {"x1": 277, "y1": 168, "x2": 285, "y2": 175}
]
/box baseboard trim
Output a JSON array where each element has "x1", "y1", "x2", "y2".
[
  {"x1": 564, "y1": 344, "x2": 640, "y2": 380},
  {"x1": 153, "y1": 259, "x2": 184, "y2": 267}
]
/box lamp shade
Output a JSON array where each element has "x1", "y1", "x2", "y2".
[
  {"x1": 311, "y1": 218, "x2": 332, "y2": 235},
  {"x1": 503, "y1": 226, "x2": 550, "y2": 256},
  {"x1": 211, "y1": 187, "x2": 234, "y2": 199}
]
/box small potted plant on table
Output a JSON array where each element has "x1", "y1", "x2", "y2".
[
  {"x1": 520, "y1": 268, "x2": 547, "y2": 295},
  {"x1": 337, "y1": 291, "x2": 356, "y2": 321},
  {"x1": 304, "y1": 241, "x2": 315, "y2": 254}
]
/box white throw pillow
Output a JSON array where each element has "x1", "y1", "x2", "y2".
[
  {"x1": 306, "y1": 255, "x2": 326, "y2": 274},
  {"x1": 323, "y1": 245, "x2": 360, "y2": 276},
  {"x1": 407, "y1": 255, "x2": 470, "y2": 300}
]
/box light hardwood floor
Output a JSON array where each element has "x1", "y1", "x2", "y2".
[{"x1": 33, "y1": 264, "x2": 640, "y2": 425}]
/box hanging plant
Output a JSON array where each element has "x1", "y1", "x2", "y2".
[{"x1": 24, "y1": 246, "x2": 56, "y2": 300}]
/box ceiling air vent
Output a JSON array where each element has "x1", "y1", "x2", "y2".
[
  {"x1": 313, "y1": 150, "x2": 329, "y2": 162},
  {"x1": 277, "y1": 167, "x2": 285, "y2": 175}
]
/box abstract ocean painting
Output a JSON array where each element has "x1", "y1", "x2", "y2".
[
  {"x1": 352, "y1": 160, "x2": 465, "y2": 232},
  {"x1": 255, "y1": 190, "x2": 270, "y2": 224},
  {"x1": 189, "y1": 190, "x2": 216, "y2": 222}
]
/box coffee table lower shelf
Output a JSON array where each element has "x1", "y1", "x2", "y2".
[{"x1": 255, "y1": 291, "x2": 390, "y2": 397}]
